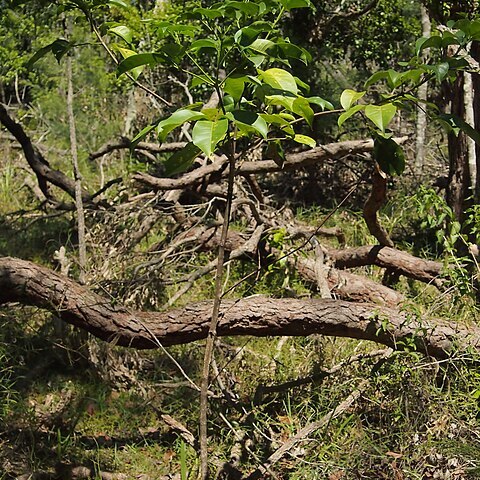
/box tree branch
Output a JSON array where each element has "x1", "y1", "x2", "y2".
[
  {"x1": 0, "y1": 103, "x2": 89, "y2": 202},
  {"x1": 0, "y1": 257, "x2": 477, "y2": 358}
]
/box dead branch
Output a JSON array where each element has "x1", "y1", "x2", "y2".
[
  {"x1": 363, "y1": 169, "x2": 394, "y2": 247},
  {"x1": 167, "y1": 225, "x2": 264, "y2": 306},
  {"x1": 133, "y1": 138, "x2": 408, "y2": 191},
  {"x1": 1, "y1": 256, "x2": 478, "y2": 358},
  {"x1": 0, "y1": 103, "x2": 89, "y2": 202},
  {"x1": 89, "y1": 136, "x2": 186, "y2": 160}
]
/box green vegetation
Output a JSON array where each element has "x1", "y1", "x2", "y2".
[{"x1": 1, "y1": 0, "x2": 480, "y2": 478}]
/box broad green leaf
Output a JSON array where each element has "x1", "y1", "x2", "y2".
[
  {"x1": 193, "y1": 7, "x2": 224, "y2": 19},
  {"x1": 109, "y1": 25, "x2": 132, "y2": 44},
  {"x1": 294, "y1": 76, "x2": 310, "y2": 93},
  {"x1": 259, "y1": 113, "x2": 290, "y2": 126},
  {"x1": 277, "y1": 41, "x2": 312, "y2": 64},
  {"x1": 224, "y1": 1, "x2": 259, "y2": 16},
  {"x1": 27, "y1": 43, "x2": 55, "y2": 68},
  {"x1": 338, "y1": 104, "x2": 365, "y2": 127},
  {"x1": 292, "y1": 97, "x2": 314, "y2": 128},
  {"x1": 265, "y1": 94, "x2": 295, "y2": 111},
  {"x1": 340, "y1": 89, "x2": 365, "y2": 110},
  {"x1": 157, "y1": 109, "x2": 206, "y2": 141},
  {"x1": 192, "y1": 118, "x2": 229, "y2": 156},
  {"x1": 364, "y1": 70, "x2": 389, "y2": 88},
  {"x1": 224, "y1": 76, "x2": 246, "y2": 103},
  {"x1": 279, "y1": 0, "x2": 311, "y2": 9},
  {"x1": 259, "y1": 68, "x2": 298, "y2": 94},
  {"x1": 117, "y1": 53, "x2": 161, "y2": 75},
  {"x1": 230, "y1": 110, "x2": 268, "y2": 138},
  {"x1": 365, "y1": 104, "x2": 397, "y2": 132},
  {"x1": 307, "y1": 96, "x2": 334, "y2": 110},
  {"x1": 190, "y1": 38, "x2": 219, "y2": 53},
  {"x1": 131, "y1": 124, "x2": 156, "y2": 151},
  {"x1": 247, "y1": 54, "x2": 266, "y2": 67},
  {"x1": 114, "y1": 46, "x2": 144, "y2": 79},
  {"x1": 415, "y1": 35, "x2": 442, "y2": 55},
  {"x1": 374, "y1": 136, "x2": 405, "y2": 176},
  {"x1": 293, "y1": 134, "x2": 316, "y2": 148},
  {"x1": 163, "y1": 142, "x2": 201, "y2": 176},
  {"x1": 248, "y1": 38, "x2": 275, "y2": 54}
]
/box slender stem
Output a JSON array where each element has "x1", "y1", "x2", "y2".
[{"x1": 199, "y1": 127, "x2": 236, "y2": 479}]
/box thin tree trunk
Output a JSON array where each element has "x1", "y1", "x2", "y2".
[
  {"x1": 445, "y1": 72, "x2": 470, "y2": 224},
  {"x1": 415, "y1": 4, "x2": 431, "y2": 174},
  {"x1": 464, "y1": 61, "x2": 476, "y2": 198},
  {"x1": 66, "y1": 29, "x2": 87, "y2": 283}
]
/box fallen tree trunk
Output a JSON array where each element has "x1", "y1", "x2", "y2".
[
  {"x1": 0, "y1": 256, "x2": 477, "y2": 358},
  {"x1": 331, "y1": 245, "x2": 444, "y2": 288}
]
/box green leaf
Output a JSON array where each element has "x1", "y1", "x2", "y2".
[
  {"x1": 277, "y1": 41, "x2": 312, "y2": 64},
  {"x1": 338, "y1": 104, "x2": 365, "y2": 127},
  {"x1": 224, "y1": 76, "x2": 246, "y2": 103},
  {"x1": 424, "y1": 62, "x2": 450, "y2": 82},
  {"x1": 265, "y1": 94, "x2": 295, "y2": 111},
  {"x1": 279, "y1": 0, "x2": 312, "y2": 10},
  {"x1": 374, "y1": 136, "x2": 405, "y2": 176},
  {"x1": 248, "y1": 38, "x2": 275, "y2": 54},
  {"x1": 192, "y1": 118, "x2": 229, "y2": 156},
  {"x1": 230, "y1": 110, "x2": 268, "y2": 138},
  {"x1": 307, "y1": 96, "x2": 334, "y2": 110},
  {"x1": 292, "y1": 97, "x2": 314, "y2": 128},
  {"x1": 113, "y1": 46, "x2": 144, "y2": 79},
  {"x1": 27, "y1": 44, "x2": 55, "y2": 69},
  {"x1": 157, "y1": 109, "x2": 206, "y2": 142},
  {"x1": 365, "y1": 104, "x2": 397, "y2": 132},
  {"x1": 259, "y1": 68, "x2": 298, "y2": 94},
  {"x1": 293, "y1": 134, "x2": 316, "y2": 148},
  {"x1": 340, "y1": 89, "x2": 365, "y2": 110},
  {"x1": 439, "y1": 114, "x2": 480, "y2": 146},
  {"x1": 163, "y1": 142, "x2": 201, "y2": 176},
  {"x1": 193, "y1": 7, "x2": 224, "y2": 19},
  {"x1": 117, "y1": 53, "x2": 161, "y2": 75},
  {"x1": 109, "y1": 25, "x2": 132, "y2": 44},
  {"x1": 364, "y1": 70, "x2": 389, "y2": 88},
  {"x1": 224, "y1": 1, "x2": 259, "y2": 16},
  {"x1": 190, "y1": 38, "x2": 219, "y2": 53},
  {"x1": 108, "y1": 0, "x2": 129, "y2": 8},
  {"x1": 131, "y1": 124, "x2": 156, "y2": 151},
  {"x1": 415, "y1": 35, "x2": 442, "y2": 55}
]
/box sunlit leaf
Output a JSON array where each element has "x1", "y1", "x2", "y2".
[
  {"x1": 293, "y1": 134, "x2": 316, "y2": 148},
  {"x1": 365, "y1": 104, "x2": 397, "y2": 132},
  {"x1": 192, "y1": 118, "x2": 229, "y2": 156},
  {"x1": 338, "y1": 104, "x2": 365, "y2": 127},
  {"x1": 157, "y1": 109, "x2": 206, "y2": 142},
  {"x1": 109, "y1": 25, "x2": 132, "y2": 44},
  {"x1": 340, "y1": 89, "x2": 365, "y2": 110},
  {"x1": 259, "y1": 68, "x2": 298, "y2": 94}
]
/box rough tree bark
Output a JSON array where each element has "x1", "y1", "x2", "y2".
[{"x1": 1, "y1": 256, "x2": 478, "y2": 359}]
